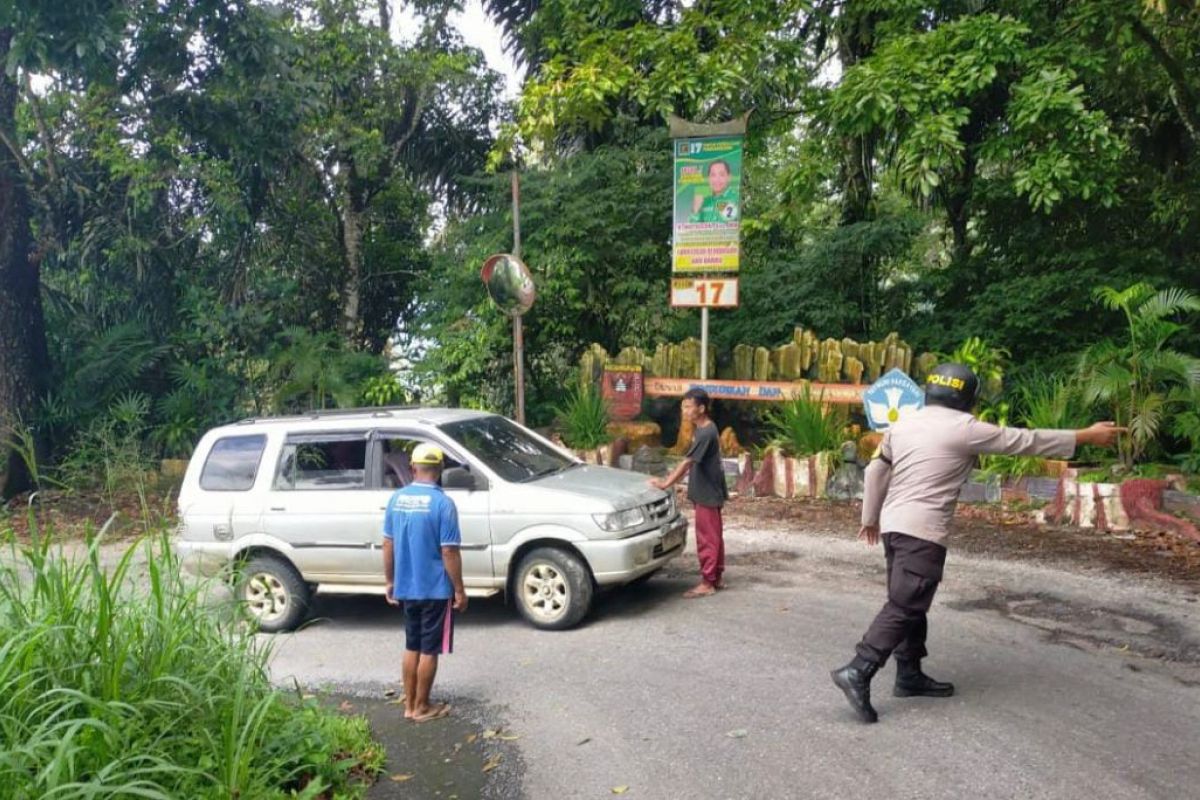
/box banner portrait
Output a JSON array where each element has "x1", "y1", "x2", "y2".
[{"x1": 672, "y1": 136, "x2": 742, "y2": 272}]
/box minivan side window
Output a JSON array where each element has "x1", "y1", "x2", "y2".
[
  {"x1": 200, "y1": 435, "x2": 267, "y2": 491},
  {"x1": 377, "y1": 435, "x2": 464, "y2": 490},
  {"x1": 274, "y1": 435, "x2": 367, "y2": 490}
]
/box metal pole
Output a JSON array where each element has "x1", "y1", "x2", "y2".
[
  {"x1": 700, "y1": 306, "x2": 709, "y2": 380},
  {"x1": 511, "y1": 171, "x2": 526, "y2": 424}
]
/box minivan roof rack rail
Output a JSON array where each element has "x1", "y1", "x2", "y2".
[{"x1": 236, "y1": 406, "x2": 422, "y2": 425}]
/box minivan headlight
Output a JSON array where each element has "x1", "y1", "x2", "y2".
[{"x1": 593, "y1": 507, "x2": 646, "y2": 532}]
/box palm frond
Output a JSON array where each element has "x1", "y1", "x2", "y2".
[
  {"x1": 66, "y1": 322, "x2": 170, "y2": 410},
  {"x1": 1142, "y1": 350, "x2": 1200, "y2": 388},
  {"x1": 1139, "y1": 287, "x2": 1200, "y2": 320},
  {"x1": 1129, "y1": 393, "x2": 1165, "y2": 445},
  {"x1": 1093, "y1": 282, "x2": 1153, "y2": 312}
]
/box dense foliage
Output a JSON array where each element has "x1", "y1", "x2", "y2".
[
  {"x1": 2, "y1": 0, "x2": 1199, "y2": 497},
  {"x1": 0, "y1": 525, "x2": 383, "y2": 797}
]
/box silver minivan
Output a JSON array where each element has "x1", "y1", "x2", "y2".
[{"x1": 175, "y1": 407, "x2": 687, "y2": 631}]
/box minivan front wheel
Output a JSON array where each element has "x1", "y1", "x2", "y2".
[
  {"x1": 514, "y1": 547, "x2": 593, "y2": 630},
  {"x1": 237, "y1": 554, "x2": 311, "y2": 633}
]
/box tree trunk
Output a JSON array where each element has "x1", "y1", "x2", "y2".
[
  {"x1": 835, "y1": 4, "x2": 876, "y2": 226},
  {"x1": 0, "y1": 29, "x2": 51, "y2": 498},
  {"x1": 339, "y1": 175, "x2": 366, "y2": 343},
  {"x1": 377, "y1": 0, "x2": 391, "y2": 33},
  {"x1": 835, "y1": 1, "x2": 879, "y2": 337}
]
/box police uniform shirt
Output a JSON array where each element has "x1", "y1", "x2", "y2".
[{"x1": 861, "y1": 405, "x2": 1076, "y2": 546}]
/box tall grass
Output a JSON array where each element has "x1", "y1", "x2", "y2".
[
  {"x1": 766, "y1": 387, "x2": 847, "y2": 457},
  {"x1": 0, "y1": 518, "x2": 382, "y2": 799}
]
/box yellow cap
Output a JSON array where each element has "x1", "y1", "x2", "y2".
[{"x1": 411, "y1": 443, "x2": 444, "y2": 465}]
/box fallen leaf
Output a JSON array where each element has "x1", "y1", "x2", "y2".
[
  {"x1": 465, "y1": 734, "x2": 478, "y2": 744},
  {"x1": 390, "y1": 773, "x2": 414, "y2": 782},
  {"x1": 387, "y1": 699, "x2": 406, "y2": 706},
  {"x1": 384, "y1": 689, "x2": 396, "y2": 697},
  {"x1": 576, "y1": 737, "x2": 591, "y2": 746},
  {"x1": 301, "y1": 693, "x2": 317, "y2": 700},
  {"x1": 611, "y1": 786, "x2": 630, "y2": 794},
  {"x1": 481, "y1": 728, "x2": 499, "y2": 739},
  {"x1": 497, "y1": 733, "x2": 521, "y2": 741},
  {"x1": 726, "y1": 729, "x2": 748, "y2": 738},
  {"x1": 338, "y1": 701, "x2": 354, "y2": 711},
  {"x1": 482, "y1": 756, "x2": 503, "y2": 773}
]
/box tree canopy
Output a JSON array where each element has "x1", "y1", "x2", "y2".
[{"x1": 2, "y1": 0, "x2": 1199, "y2": 496}]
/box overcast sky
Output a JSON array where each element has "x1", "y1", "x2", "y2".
[{"x1": 395, "y1": 0, "x2": 525, "y2": 100}]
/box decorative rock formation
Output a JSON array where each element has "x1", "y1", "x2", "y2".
[
  {"x1": 631, "y1": 445, "x2": 667, "y2": 476},
  {"x1": 607, "y1": 421, "x2": 661, "y2": 450},
  {"x1": 1120, "y1": 478, "x2": 1200, "y2": 542},
  {"x1": 719, "y1": 426, "x2": 744, "y2": 455}
]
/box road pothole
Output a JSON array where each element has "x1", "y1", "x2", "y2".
[{"x1": 946, "y1": 590, "x2": 1200, "y2": 666}]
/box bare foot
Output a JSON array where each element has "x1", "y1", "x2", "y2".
[
  {"x1": 682, "y1": 583, "x2": 717, "y2": 599},
  {"x1": 411, "y1": 702, "x2": 452, "y2": 723}
]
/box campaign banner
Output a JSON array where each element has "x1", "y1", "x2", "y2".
[
  {"x1": 672, "y1": 136, "x2": 742, "y2": 272},
  {"x1": 645, "y1": 377, "x2": 864, "y2": 405}
]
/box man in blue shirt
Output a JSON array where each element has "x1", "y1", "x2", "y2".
[{"x1": 382, "y1": 443, "x2": 467, "y2": 723}]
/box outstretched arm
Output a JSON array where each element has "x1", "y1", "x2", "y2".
[
  {"x1": 650, "y1": 457, "x2": 692, "y2": 490},
  {"x1": 966, "y1": 418, "x2": 1125, "y2": 457}
]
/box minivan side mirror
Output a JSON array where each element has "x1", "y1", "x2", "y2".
[{"x1": 442, "y1": 466, "x2": 484, "y2": 491}]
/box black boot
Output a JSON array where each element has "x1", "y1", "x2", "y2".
[
  {"x1": 831, "y1": 655, "x2": 880, "y2": 723},
  {"x1": 894, "y1": 659, "x2": 954, "y2": 697}
]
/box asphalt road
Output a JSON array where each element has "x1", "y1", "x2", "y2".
[{"x1": 266, "y1": 521, "x2": 1200, "y2": 800}]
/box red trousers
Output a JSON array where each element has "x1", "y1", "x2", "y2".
[{"x1": 693, "y1": 504, "x2": 725, "y2": 586}]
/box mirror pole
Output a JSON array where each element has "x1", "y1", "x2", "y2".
[{"x1": 512, "y1": 171, "x2": 526, "y2": 425}]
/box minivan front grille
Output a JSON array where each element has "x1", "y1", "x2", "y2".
[{"x1": 645, "y1": 495, "x2": 672, "y2": 524}]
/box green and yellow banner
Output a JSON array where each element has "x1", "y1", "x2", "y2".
[{"x1": 672, "y1": 136, "x2": 742, "y2": 272}]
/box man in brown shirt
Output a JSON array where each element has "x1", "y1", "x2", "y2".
[{"x1": 831, "y1": 363, "x2": 1125, "y2": 723}]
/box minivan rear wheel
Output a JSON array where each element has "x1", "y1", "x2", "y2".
[
  {"x1": 237, "y1": 554, "x2": 311, "y2": 633},
  {"x1": 514, "y1": 547, "x2": 593, "y2": 630}
]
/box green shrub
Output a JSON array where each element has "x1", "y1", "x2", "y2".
[
  {"x1": 0, "y1": 522, "x2": 383, "y2": 799},
  {"x1": 554, "y1": 384, "x2": 611, "y2": 449},
  {"x1": 1013, "y1": 372, "x2": 1090, "y2": 430},
  {"x1": 766, "y1": 387, "x2": 846, "y2": 458},
  {"x1": 976, "y1": 403, "x2": 1048, "y2": 479},
  {"x1": 1076, "y1": 283, "x2": 1200, "y2": 467}
]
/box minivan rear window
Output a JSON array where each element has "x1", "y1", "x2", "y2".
[{"x1": 200, "y1": 435, "x2": 267, "y2": 491}]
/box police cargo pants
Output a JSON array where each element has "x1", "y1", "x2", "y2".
[{"x1": 856, "y1": 532, "x2": 947, "y2": 665}]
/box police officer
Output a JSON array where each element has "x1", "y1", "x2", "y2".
[{"x1": 831, "y1": 363, "x2": 1125, "y2": 723}]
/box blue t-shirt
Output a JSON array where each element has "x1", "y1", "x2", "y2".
[{"x1": 382, "y1": 482, "x2": 462, "y2": 600}]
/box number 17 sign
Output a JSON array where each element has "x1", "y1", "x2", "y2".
[{"x1": 670, "y1": 277, "x2": 739, "y2": 308}]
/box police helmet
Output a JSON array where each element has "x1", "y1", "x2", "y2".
[{"x1": 924, "y1": 363, "x2": 980, "y2": 411}]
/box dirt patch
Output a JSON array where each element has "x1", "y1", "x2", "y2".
[
  {"x1": 724, "y1": 496, "x2": 1200, "y2": 589},
  {"x1": 1, "y1": 489, "x2": 169, "y2": 541},
  {"x1": 325, "y1": 692, "x2": 523, "y2": 800},
  {"x1": 724, "y1": 549, "x2": 802, "y2": 569}
]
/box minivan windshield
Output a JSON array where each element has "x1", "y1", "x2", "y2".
[{"x1": 440, "y1": 416, "x2": 575, "y2": 483}]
